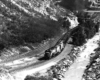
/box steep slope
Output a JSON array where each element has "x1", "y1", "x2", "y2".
[
  {"x1": 0, "y1": 0, "x2": 71, "y2": 49},
  {"x1": 0, "y1": 0, "x2": 75, "y2": 60}
]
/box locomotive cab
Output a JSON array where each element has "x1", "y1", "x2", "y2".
[
  {"x1": 44, "y1": 50, "x2": 52, "y2": 59},
  {"x1": 44, "y1": 47, "x2": 57, "y2": 59}
]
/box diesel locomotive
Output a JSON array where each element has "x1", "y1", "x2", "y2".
[
  {"x1": 44, "y1": 16, "x2": 77, "y2": 59},
  {"x1": 44, "y1": 32, "x2": 70, "y2": 59}
]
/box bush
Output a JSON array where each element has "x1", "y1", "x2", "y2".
[{"x1": 25, "y1": 76, "x2": 53, "y2": 80}]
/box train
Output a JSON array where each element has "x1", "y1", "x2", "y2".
[
  {"x1": 43, "y1": 15, "x2": 79, "y2": 59},
  {"x1": 44, "y1": 32, "x2": 70, "y2": 59},
  {"x1": 44, "y1": 40, "x2": 65, "y2": 59}
]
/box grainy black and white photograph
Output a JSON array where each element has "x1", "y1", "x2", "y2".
[{"x1": 0, "y1": 0, "x2": 100, "y2": 80}]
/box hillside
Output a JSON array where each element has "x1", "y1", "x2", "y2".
[{"x1": 0, "y1": 0, "x2": 100, "y2": 80}]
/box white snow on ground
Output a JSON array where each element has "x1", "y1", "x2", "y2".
[{"x1": 63, "y1": 30, "x2": 100, "y2": 80}]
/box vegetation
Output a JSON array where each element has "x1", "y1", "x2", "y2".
[
  {"x1": 0, "y1": 0, "x2": 70, "y2": 50},
  {"x1": 69, "y1": 12, "x2": 100, "y2": 46},
  {"x1": 25, "y1": 75, "x2": 53, "y2": 80}
]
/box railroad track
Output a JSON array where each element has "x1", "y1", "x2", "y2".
[{"x1": 9, "y1": 44, "x2": 73, "y2": 80}]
